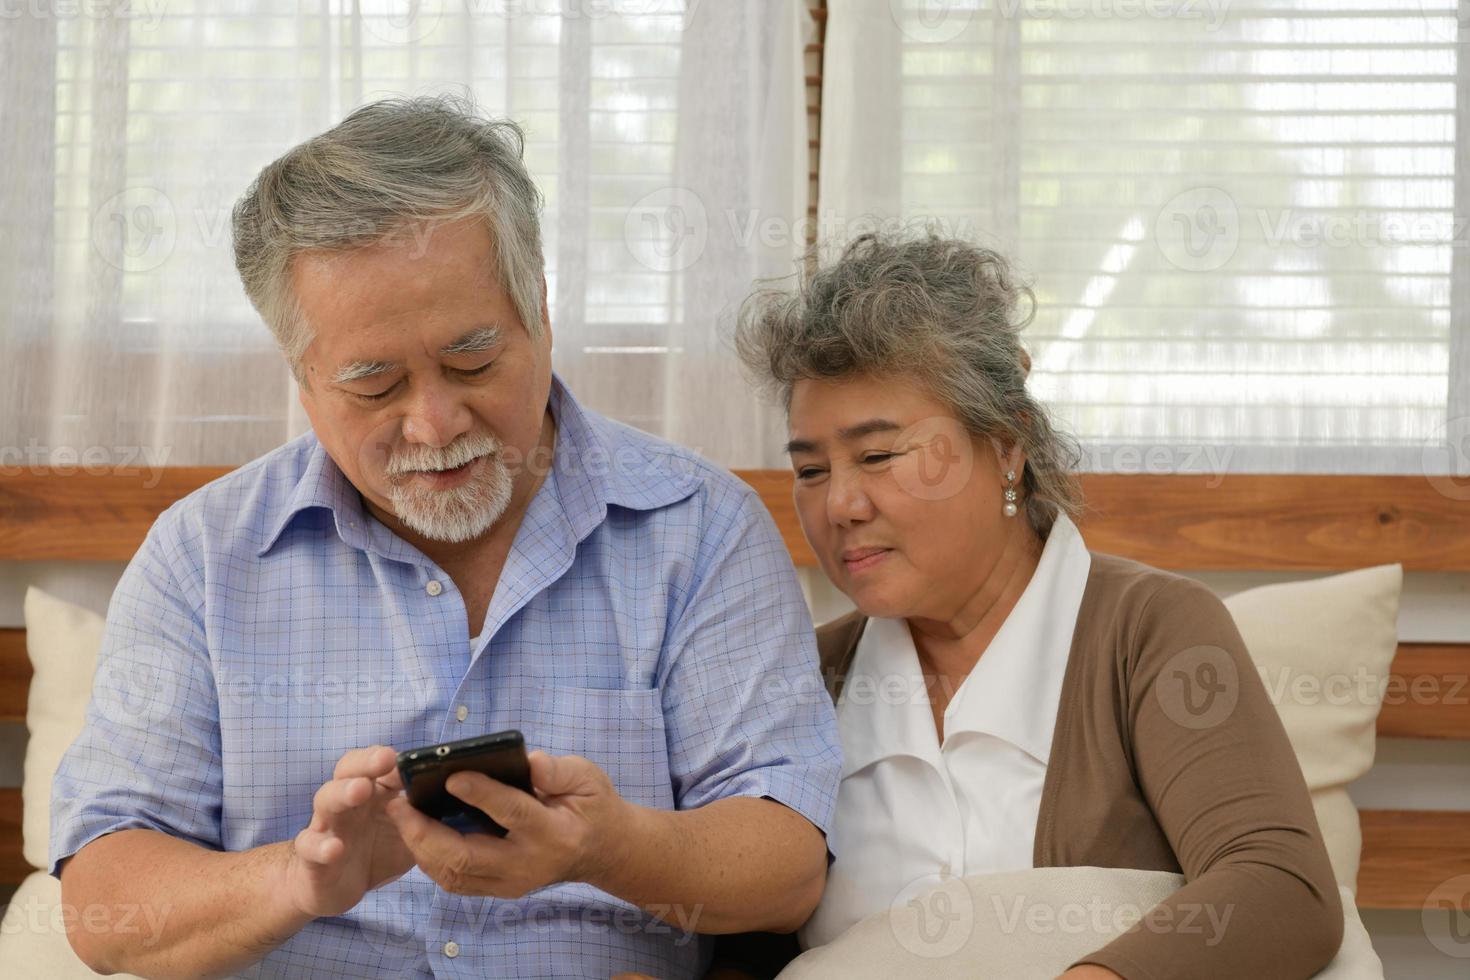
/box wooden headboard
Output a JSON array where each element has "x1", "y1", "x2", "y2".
[{"x1": 1, "y1": 469, "x2": 1467, "y2": 909}]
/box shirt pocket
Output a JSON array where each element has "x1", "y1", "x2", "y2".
[{"x1": 517, "y1": 684, "x2": 674, "y2": 811}]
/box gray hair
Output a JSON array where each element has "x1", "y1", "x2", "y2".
[
  {"x1": 735, "y1": 232, "x2": 1083, "y2": 537},
  {"x1": 232, "y1": 94, "x2": 545, "y2": 385}
]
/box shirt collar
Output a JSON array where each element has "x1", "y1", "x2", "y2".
[
  {"x1": 258, "y1": 372, "x2": 700, "y2": 559},
  {"x1": 837, "y1": 614, "x2": 939, "y2": 778},
  {"x1": 544, "y1": 373, "x2": 701, "y2": 544},
  {"x1": 838, "y1": 513, "x2": 1093, "y2": 778},
  {"x1": 944, "y1": 512, "x2": 1091, "y2": 763},
  {"x1": 256, "y1": 430, "x2": 373, "y2": 557}
]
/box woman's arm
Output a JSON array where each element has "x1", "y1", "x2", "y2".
[{"x1": 1070, "y1": 576, "x2": 1343, "y2": 980}]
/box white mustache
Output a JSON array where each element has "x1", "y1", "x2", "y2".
[{"x1": 385, "y1": 434, "x2": 500, "y2": 477}]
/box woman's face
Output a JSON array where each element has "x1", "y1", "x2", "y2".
[{"x1": 787, "y1": 373, "x2": 1020, "y2": 621}]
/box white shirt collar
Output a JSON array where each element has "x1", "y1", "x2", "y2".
[{"x1": 838, "y1": 513, "x2": 1092, "y2": 778}]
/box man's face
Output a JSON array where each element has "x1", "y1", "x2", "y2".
[{"x1": 291, "y1": 216, "x2": 553, "y2": 547}]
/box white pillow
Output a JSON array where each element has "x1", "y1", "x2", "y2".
[
  {"x1": 20, "y1": 586, "x2": 107, "y2": 872},
  {"x1": 776, "y1": 867, "x2": 1382, "y2": 979},
  {"x1": 0, "y1": 871, "x2": 148, "y2": 979},
  {"x1": 1222, "y1": 565, "x2": 1403, "y2": 892}
]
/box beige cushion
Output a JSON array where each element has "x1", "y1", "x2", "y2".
[
  {"x1": 20, "y1": 587, "x2": 108, "y2": 872},
  {"x1": 777, "y1": 867, "x2": 1382, "y2": 979},
  {"x1": 0, "y1": 871, "x2": 148, "y2": 979},
  {"x1": 1222, "y1": 565, "x2": 1403, "y2": 891},
  {"x1": 2, "y1": 590, "x2": 130, "y2": 977}
]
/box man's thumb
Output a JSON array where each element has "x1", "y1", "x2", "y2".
[{"x1": 528, "y1": 749, "x2": 595, "y2": 797}]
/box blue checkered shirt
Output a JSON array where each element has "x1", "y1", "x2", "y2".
[{"x1": 49, "y1": 375, "x2": 841, "y2": 979}]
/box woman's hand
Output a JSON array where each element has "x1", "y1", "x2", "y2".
[{"x1": 1058, "y1": 966, "x2": 1125, "y2": 979}]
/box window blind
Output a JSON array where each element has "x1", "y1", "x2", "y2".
[{"x1": 823, "y1": 0, "x2": 1466, "y2": 473}]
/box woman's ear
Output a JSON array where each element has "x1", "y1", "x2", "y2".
[
  {"x1": 988, "y1": 436, "x2": 1027, "y2": 483},
  {"x1": 1004, "y1": 442, "x2": 1027, "y2": 483}
]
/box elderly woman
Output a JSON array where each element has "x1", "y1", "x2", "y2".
[{"x1": 721, "y1": 233, "x2": 1344, "y2": 979}]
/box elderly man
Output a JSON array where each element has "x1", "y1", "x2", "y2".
[{"x1": 49, "y1": 95, "x2": 839, "y2": 979}]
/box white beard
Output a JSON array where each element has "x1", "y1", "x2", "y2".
[{"x1": 385, "y1": 434, "x2": 515, "y2": 544}]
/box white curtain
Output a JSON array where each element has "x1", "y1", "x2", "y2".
[
  {"x1": 0, "y1": 0, "x2": 809, "y2": 471},
  {"x1": 822, "y1": 0, "x2": 1470, "y2": 476}
]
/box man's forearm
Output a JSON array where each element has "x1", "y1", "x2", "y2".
[
  {"x1": 586, "y1": 796, "x2": 827, "y2": 936},
  {"x1": 59, "y1": 829, "x2": 314, "y2": 979}
]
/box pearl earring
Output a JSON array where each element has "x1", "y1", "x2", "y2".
[{"x1": 1003, "y1": 470, "x2": 1019, "y2": 518}]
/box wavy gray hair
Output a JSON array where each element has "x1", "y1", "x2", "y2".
[
  {"x1": 735, "y1": 232, "x2": 1083, "y2": 537},
  {"x1": 232, "y1": 94, "x2": 545, "y2": 385}
]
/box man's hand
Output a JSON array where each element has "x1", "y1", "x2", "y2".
[
  {"x1": 385, "y1": 749, "x2": 631, "y2": 897},
  {"x1": 284, "y1": 745, "x2": 416, "y2": 918}
]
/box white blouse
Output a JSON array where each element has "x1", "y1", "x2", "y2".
[{"x1": 801, "y1": 513, "x2": 1093, "y2": 949}]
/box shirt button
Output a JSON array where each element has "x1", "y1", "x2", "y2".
[
  {"x1": 426, "y1": 579, "x2": 444, "y2": 596},
  {"x1": 443, "y1": 940, "x2": 460, "y2": 958},
  {"x1": 455, "y1": 704, "x2": 469, "y2": 722}
]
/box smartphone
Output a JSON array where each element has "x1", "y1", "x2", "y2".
[{"x1": 395, "y1": 729, "x2": 533, "y2": 836}]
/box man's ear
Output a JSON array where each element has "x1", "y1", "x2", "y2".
[
  {"x1": 1018, "y1": 346, "x2": 1032, "y2": 379},
  {"x1": 294, "y1": 356, "x2": 315, "y2": 399},
  {"x1": 539, "y1": 274, "x2": 552, "y2": 344}
]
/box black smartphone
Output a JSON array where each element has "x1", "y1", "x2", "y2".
[{"x1": 395, "y1": 729, "x2": 533, "y2": 836}]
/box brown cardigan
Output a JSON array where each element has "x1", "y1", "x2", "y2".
[{"x1": 715, "y1": 552, "x2": 1343, "y2": 980}]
